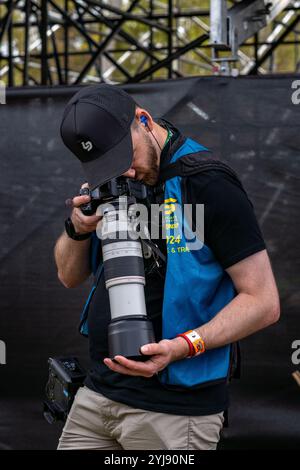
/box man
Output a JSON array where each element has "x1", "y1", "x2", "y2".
[{"x1": 55, "y1": 84, "x2": 280, "y2": 450}]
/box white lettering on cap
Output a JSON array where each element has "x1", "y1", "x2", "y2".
[{"x1": 81, "y1": 140, "x2": 93, "y2": 151}]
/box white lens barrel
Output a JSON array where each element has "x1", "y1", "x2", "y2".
[
  {"x1": 98, "y1": 196, "x2": 155, "y2": 359},
  {"x1": 108, "y1": 283, "x2": 147, "y2": 320},
  {"x1": 100, "y1": 198, "x2": 147, "y2": 322}
]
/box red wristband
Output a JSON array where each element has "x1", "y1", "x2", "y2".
[
  {"x1": 176, "y1": 333, "x2": 195, "y2": 358},
  {"x1": 177, "y1": 330, "x2": 206, "y2": 358}
]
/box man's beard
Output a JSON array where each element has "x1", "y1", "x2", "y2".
[{"x1": 141, "y1": 134, "x2": 159, "y2": 185}]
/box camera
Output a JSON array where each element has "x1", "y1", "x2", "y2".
[
  {"x1": 79, "y1": 176, "x2": 151, "y2": 216},
  {"x1": 79, "y1": 177, "x2": 159, "y2": 360},
  {"x1": 43, "y1": 357, "x2": 86, "y2": 424}
]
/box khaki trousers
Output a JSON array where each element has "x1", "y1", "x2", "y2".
[{"x1": 57, "y1": 386, "x2": 224, "y2": 450}]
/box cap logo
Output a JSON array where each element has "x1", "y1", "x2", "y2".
[{"x1": 81, "y1": 140, "x2": 93, "y2": 152}]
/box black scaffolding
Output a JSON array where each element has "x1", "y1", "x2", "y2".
[{"x1": 0, "y1": 0, "x2": 299, "y2": 86}]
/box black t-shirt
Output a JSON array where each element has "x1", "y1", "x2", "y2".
[{"x1": 84, "y1": 129, "x2": 266, "y2": 416}]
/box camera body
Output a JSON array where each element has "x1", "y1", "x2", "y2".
[
  {"x1": 79, "y1": 176, "x2": 151, "y2": 216},
  {"x1": 43, "y1": 357, "x2": 86, "y2": 424}
]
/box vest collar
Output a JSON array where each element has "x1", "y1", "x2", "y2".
[{"x1": 156, "y1": 119, "x2": 186, "y2": 173}]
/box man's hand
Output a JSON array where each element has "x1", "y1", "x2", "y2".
[
  {"x1": 54, "y1": 182, "x2": 101, "y2": 288},
  {"x1": 103, "y1": 337, "x2": 189, "y2": 378},
  {"x1": 71, "y1": 183, "x2": 102, "y2": 234}
]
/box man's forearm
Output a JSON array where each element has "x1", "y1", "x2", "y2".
[
  {"x1": 54, "y1": 231, "x2": 91, "y2": 288},
  {"x1": 170, "y1": 291, "x2": 279, "y2": 362},
  {"x1": 196, "y1": 291, "x2": 279, "y2": 351}
]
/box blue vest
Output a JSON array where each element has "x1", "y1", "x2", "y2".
[{"x1": 80, "y1": 137, "x2": 236, "y2": 389}]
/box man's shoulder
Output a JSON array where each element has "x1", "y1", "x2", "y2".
[{"x1": 181, "y1": 161, "x2": 248, "y2": 207}]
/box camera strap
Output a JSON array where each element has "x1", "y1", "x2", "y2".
[{"x1": 142, "y1": 237, "x2": 166, "y2": 264}]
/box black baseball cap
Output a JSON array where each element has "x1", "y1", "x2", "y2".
[{"x1": 60, "y1": 84, "x2": 136, "y2": 189}]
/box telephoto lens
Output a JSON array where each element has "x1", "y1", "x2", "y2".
[{"x1": 98, "y1": 195, "x2": 155, "y2": 360}]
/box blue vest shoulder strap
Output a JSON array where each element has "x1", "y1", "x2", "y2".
[{"x1": 159, "y1": 150, "x2": 243, "y2": 186}]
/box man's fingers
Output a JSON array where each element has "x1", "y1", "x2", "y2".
[
  {"x1": 73, "y1": 209, "x2": 102, "y2": 225},
  {"x1": 70, "y1": 207, "x2": 102, "y2": 234},
  {"x1": 103, "y1": 357, "x2": 155, "y2": 377},
  {"x1": 72, "y1": 194, "x2": 91, "y2": 207},
  {"x1": 140, "y1": 343, "x2": 165, "y2": 356},
  {"x1": 103, "y1": 358, "x2": 148, "y2": 377},
  {"x1": 114, "y1": 355, "x2": 157, "y2": 376},
  {"x1": 114, "y1": 355, "x2": 152, "y2": 371}
]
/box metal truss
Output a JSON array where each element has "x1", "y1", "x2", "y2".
[{"x1": 0, "y1": 0, "x2": 299, "y2": 86}]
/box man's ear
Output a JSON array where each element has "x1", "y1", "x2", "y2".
[{"x1": 135, "y1": 108, "x2": 153, "y2": 131}]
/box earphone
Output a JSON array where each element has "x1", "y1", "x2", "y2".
[
  {"x1": 140, "y1": 115, "x2": 148, "y2": 127},
  {"x1": 140, "y1": 115, "x2": 162, "y2": 151}
]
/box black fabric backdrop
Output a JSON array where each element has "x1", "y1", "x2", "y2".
[{"x1": 0, "y1": 76, "x2": 299, "y2": 450}]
